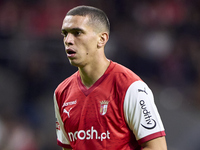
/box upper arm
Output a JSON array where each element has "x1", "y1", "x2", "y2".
[
  {"x1": 124, "y1": 81, "x2": 165, "y2": 142},
  {"x1": 141, "y1": 136, "x2": 167, "y2": 150},
  {"x1": 54, "y1": 93, "x2": 71, "y2": 148}
]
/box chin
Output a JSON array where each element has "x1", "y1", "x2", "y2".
[{"x1": 69, "y1": 60, "x2": 82, "y2": 67}]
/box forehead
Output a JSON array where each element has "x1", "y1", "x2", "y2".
[{"x1": 62, "y1": 15, "x2": 90, "y2": 30}]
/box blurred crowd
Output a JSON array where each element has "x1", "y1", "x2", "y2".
[{"x1": 0, "y1": 0, "x2": 200, "y2": 149}]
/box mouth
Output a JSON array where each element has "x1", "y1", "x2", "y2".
[{"x1": 66, "y1": 48, "x2": 76, "y2": 57}]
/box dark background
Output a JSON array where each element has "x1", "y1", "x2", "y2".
[{"x1": 0, "y1": 0, "x2": 200, "y2": 149}]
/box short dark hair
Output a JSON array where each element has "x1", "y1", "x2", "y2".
[{"x1": 66, "y1": 5, "x2": 110, "y2": 34}]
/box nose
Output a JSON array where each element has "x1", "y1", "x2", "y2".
[{"x1": 64, "y1": 33, "x2": 74, "y2": 46}]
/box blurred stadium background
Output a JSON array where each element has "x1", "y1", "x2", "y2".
[{"x1": 0, "y1": 0, "x2": 200, "y2": 149}]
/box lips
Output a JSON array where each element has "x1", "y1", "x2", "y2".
[{"x1": 66, "y1": 48, "x2": 76, "y2": 57}]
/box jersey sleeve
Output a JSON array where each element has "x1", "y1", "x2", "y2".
[
  {"x1": 54, "y1": 93, "x2": 72, "y2": 149},
  {"x1": 123, "y1": 81, "x2": 166, "y2": 145}
]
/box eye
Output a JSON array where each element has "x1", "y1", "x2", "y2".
[
  {"x1": 61, "y1": 31, "x2": 68, "y2": 37},
  {"x1": 73, "y1": 30, "x2": 82, "y2": 36}
]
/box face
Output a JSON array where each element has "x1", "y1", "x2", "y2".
[{"x1": 61, "y1": 15, "x2": 100, "y2": 67}]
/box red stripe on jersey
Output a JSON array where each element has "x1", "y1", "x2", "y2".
[
  {"x1": 57, "y1": 139, "x2": 72, "y2": 149},
  {"x1": 77, "y1": 73, "x2": 109, "y2": 96},
  {"x1": 137, "y1": 131, "x2": 166, "y2": 145}
]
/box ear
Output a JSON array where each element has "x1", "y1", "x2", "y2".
[{"x1": 97, "y1": 32, "x2": 109, "y2": 48}]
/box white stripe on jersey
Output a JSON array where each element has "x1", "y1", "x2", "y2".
[
  {"x1": 54, "y1": 93, "x2": 71, "y2": 145},
  {"x1": 123, "y1": 81, "x2": 165, "y2": 141}
]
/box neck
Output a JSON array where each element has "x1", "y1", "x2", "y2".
[{"x1": 78, "y1": 58, "x2": 110, "y2": 89}]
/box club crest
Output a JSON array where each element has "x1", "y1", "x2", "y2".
[{"x1": 100, "y1": 100, "x2": 109, "y2": 115}]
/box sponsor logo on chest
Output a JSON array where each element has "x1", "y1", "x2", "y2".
[
  {"x1": 68, "y1": 126, "x2": 110, "y2": 142},
  {"x1": 62, "y1": 99, "x2": 77, "y2": 118},
  {"x1": 62, "y1": 99, "x2": 77, "y2": 107}
]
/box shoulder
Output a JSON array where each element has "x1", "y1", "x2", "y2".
[
  {"x1": 110, "y1": 61, "x2": 142, "y2": 85},
  {"x1": 104, "y1": 61, "x2": 143, "y2": 97},
  {"x1": 55, "y1": 71, "x2": 78, "y2": 98},
  {"x1": 125, "y1": 80, "x2": 152, "y2": 100}
]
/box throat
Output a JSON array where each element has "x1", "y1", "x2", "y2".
[
  {"x1": 80, "y1": 75, "x2": 96, "y2": 89},
  {"x1": 77, "y1": 70, "x2": 109, "y2": 96},
  {"x1": 78, "y1": 59, "x2": 110, "y2": 89}
]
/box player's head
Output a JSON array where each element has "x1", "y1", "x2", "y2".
[
  {"x1": 66, "y1": 5, "x2": 110, "y2": 35},
  {"x1": 61, "y1": 6, "x2": 110, "y2": 67}
]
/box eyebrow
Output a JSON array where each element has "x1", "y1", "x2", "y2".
[{"x1": 61, "y1": 27, "x2": 84, "y2": 33}]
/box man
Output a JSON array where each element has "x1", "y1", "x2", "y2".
[{"x1": 54, "y1": 5, "x2": 167, "y2": 150}]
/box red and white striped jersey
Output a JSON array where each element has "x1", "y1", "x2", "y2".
[{"x1": 54, "y1": 61, "x2": 165, "y2": 150}]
